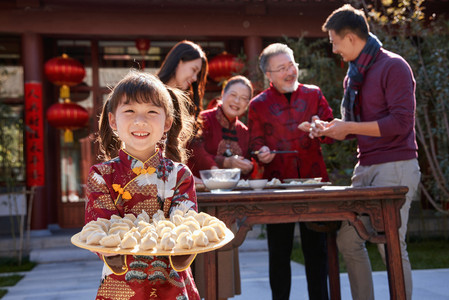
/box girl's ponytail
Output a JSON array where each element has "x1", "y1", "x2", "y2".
[{"x1": 97, "y1": 99, "x2": 121, "y2": 161}]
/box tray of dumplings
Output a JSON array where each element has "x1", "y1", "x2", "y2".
[{"x1": 71, "y1": 209, "x2": 234, "y2": 256}]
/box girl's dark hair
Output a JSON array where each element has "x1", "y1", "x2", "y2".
[
  {"x1": 322, "y1": 4, "x2": 370, "y2": 40},
  {"x1": 97, "y1": 70, "x2": 194, "y2": 163},
  {"x1": 157, "y1": 40, "x2": 208, "y2": 119},
  {"x1": 223, "y1": 75, "x2": 253, "y2": 98}
]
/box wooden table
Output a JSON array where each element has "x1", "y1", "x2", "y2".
[{"x1": 197, "y1": 186, "x2": 408, "y2": 300}]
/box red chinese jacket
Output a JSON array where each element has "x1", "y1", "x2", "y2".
[
  {"x1": 248, "y1": 83, "x2": 333, "y2": 181},
  {"x1": 188, "y1": 104, "x2": 249, "y2": 177},
  {"x1": 85, "y1": 149, "x2": 200, "y2": 300}
]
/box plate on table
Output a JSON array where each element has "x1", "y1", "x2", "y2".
[
  {"x1": 234, "y1": 179, "x2": 280, "y2": 191},
  {"x1": 283, "y1": 177, "x2": 322, "y2": 184},
  {"x1": 279, "y1": 182, "x2": 332, "y2": 190},
  {"x1": 71, "y1": 228, "x2": 234, "y2": 256}
]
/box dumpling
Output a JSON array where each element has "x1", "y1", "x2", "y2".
[
  {"x1": 183, "y1": 220, "x2": 200, "y2": 233},
  {"x1": 140, "y1": 232, "x2": 157, "y2": 250},
  {"x1": 110, "y1": 222, "x2": 130, "y2": 230},
  {"x1": 119, "y1": 218, "x2": 135, "y2": 229},
  {"x1": 171, "y1": 209, "x2": 184, "y2": 218},
  {"x1": 152, "y1": 210, "x2": 166, "y2": 224},
  {"x1": 177, "y1": 232, "x2": 194, "y2": 250},
  {"x1": 192, "y1": 230, "x2": 209, "y2": 247},
  {"x1": 173, "y1": 224, "x2": 191, "y2": 237},
  {"x1": 123, "y1": 213, "x2": 137, "y2": 223},
  {"x1": 86, "y1": 231, "x2": 107, "y2": 245},
  {"x1": 203, "y1": 216, "x2": 220, "y2": 226},
  {"x1": 126, "y1": 227, "x2": 141, "y2": 242},
  {"x1": 99, "y1": 233, "x2": 121, "y2": 247},
  {"x1": 110, "y1": 215, "x2": 122, "y2": 223},
  {"x1": 108, "y1": 226, "x2": 129, "y2": 239},
  {"x1": 160, "y1": 232, "x2": 176, "y2": 251},
  {"x1": 209, "y1": 222, "x2": 227, "y2": 239},
  {"x1": 160, "y1": 227, "x2": 176, "y2": 240},
  {"x1": 120, "y1": 233, "x2": 138, "y2": 249},
  {"x1": 194, "y1": 212, "x2": 210, "y2": 227},
  {"x1": 183, "y1": 216, "x2": 200, "y2": 226},
  {"x1": 142, "y1": 229, "x2": 158, "y2": 241},
  {"x1": 80, "y1": 226, "x2": 103, "y2": 242},
  {"x1": 185, "y1": 210, "x2": 198, "y2": 218},
  {"x1": 93, "y1": 218, "x2": 111, "y2": 232},
  {"x1": 171, "y1": 214, "x2": 184, "y2": 227},
  {"x1": 83, "y1": 220, "x2": 105, "y2": 231},
  {"x1": 136, "y1": 220, "x2": 152, "y2": 232},
  {"x1": 140, "y1": 224, "x2": 157, "y2": 237},
  {"x1": 156, "y1": 220, "x2": 175, "y2": 236},
  {"x1": 201, "y1": 226, "x2": 220, "y2": 242},
  {"x1": 135, "y1": 210, "x2": 150, "y2": 224}
]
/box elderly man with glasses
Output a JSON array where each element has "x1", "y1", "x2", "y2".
[{"x1": 248, "y1": 43, "x2": 334, "y2": 300}]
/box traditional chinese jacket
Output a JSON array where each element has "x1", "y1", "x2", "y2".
[
  {"x1": 248, "y1": 83, "x2": 333, "y2": 181},
  {"x1": 188, "y1": 104, "x2": 249, "y2": 177},
  {"x1": 85, "y1": 149, "x2": 200, "y2": 300}
]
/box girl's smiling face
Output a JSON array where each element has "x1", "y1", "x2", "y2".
[
  {"x1": 221, "y1": 82, "x2": 251, "y2": 120},
  {"x1": 108, "y1": 97, "x2": 172, "y2": 161}
]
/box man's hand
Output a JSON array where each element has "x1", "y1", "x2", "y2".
[
  {"x1": 298, "y1": 115, "x2": 329, "y2": 139},
  {"x1": 317, "y1": 118, "x2": 349, "y2": 140},
  {"x1": 257, "y1": 146, "x2": 276, "y2": 164}
]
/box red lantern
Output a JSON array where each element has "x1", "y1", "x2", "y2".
[
  {"x1": 208, "y1": 52, "x2": 245, "y2": 82},
  {"x1": 44, "y1": 53, "x2": 85, "y2": 99},
  {"x1": 71, "y1": 82, "x2": 90, "y2": 102},
  {"x1": 135, "y1": 38, "x2": 151, "y2": 70},
  {"x1": 135, "y1": 38, "x2": 151, "y2": 56},
  {"x1": 46, "y1": 99, "x2": 89, "y2": 143}
]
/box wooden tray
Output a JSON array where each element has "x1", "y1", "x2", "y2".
[{"x1": 71, "y1": 228, "x2": 234, "y2": 256}]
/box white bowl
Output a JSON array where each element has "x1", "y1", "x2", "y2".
[
  {"x1": 248, "y1": 179, "x2": 268, "y2": 191},
  {"x1": 199, "y1": 169, "x2": 241, "y2": 192}
]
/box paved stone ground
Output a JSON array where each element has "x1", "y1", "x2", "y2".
[{"x1": 3, "y1": 238, "x2": 449, "y2": 300}]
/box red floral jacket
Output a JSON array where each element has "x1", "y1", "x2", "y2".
[{"x1": 85, "y1": 149, "x2": 200, "y2": 300}]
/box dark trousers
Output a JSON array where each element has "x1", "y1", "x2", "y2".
[{"x1": 267, "y1": 222, "x2": 329, "y2": 300}]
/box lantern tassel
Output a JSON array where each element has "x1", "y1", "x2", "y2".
[
  {"x1": 60, "y1": 85, "x2": 70, "y2": 99},
  {"x1": 64, "y1": 129, "x2": 74, "y2": 143}
]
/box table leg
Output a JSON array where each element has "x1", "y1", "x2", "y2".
[
  {"x1": 382, "y1": 199, "x2": 406, "y2": 300},
  {"x1": 327, "y1": 231, "x2": 341, "y2": 300},
  {"x1": 203, "y1": 250, "x2": 218, "y2": 300}
]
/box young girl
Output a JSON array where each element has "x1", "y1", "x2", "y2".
[{"x1": 85, "y1": 71, "x2": 200, "y2": 299}]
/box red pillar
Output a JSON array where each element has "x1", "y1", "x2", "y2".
[
  {"x1": 22, "y1": 32, "x2": 48, "y2": 230},
  {"x1": 244, "y1": 35, "x2": 263, "y2": 92}
]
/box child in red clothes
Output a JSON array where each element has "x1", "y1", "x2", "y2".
[{"x1": 85, "y1": 71, "x2": 200, "y2": 300}]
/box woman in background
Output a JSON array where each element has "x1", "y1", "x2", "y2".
[
  {"x1": 189, "y1": 75, "x2": 253, "y2": 177},
  {"x1": 157, "y1": 40, "x2": 208, "y2": 120},
  {"x1": 189, "y1": 75, "x2": 254, "y2": 300}
]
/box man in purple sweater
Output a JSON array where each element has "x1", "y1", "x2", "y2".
[{"x1": 305, "y1": 4, "x2": 421, "y2": 300}]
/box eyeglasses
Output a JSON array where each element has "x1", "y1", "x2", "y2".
[{"x1": 267, "y1": 63, "x2": 299, "y2": 74}]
